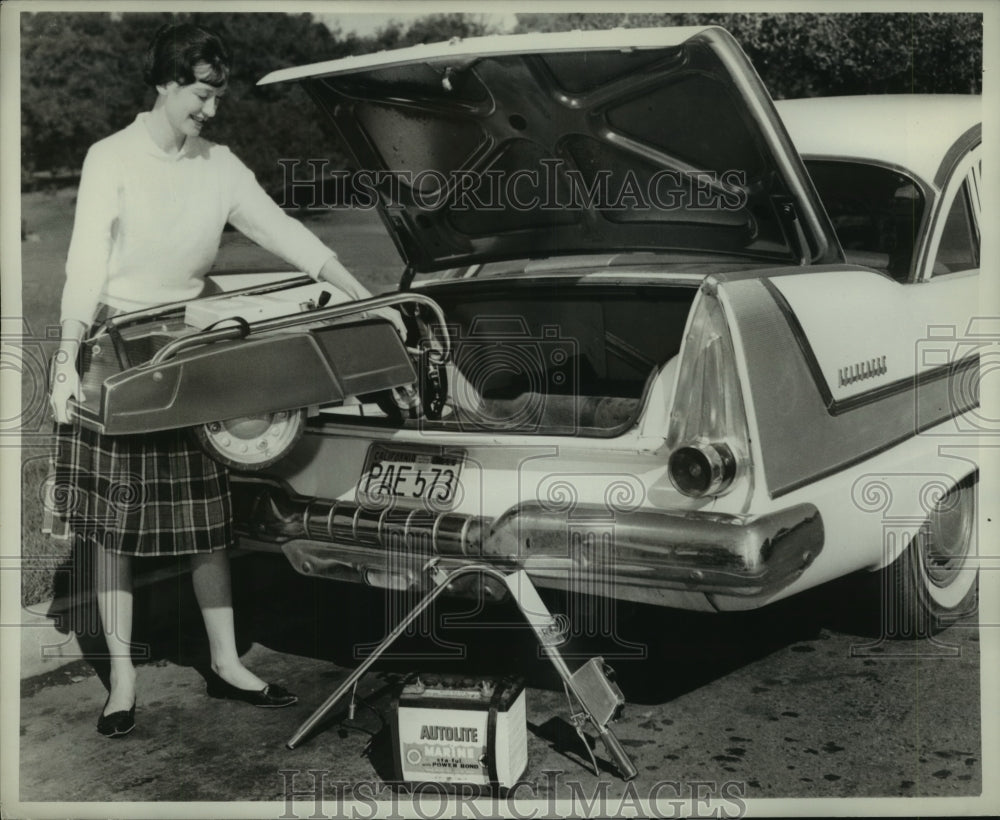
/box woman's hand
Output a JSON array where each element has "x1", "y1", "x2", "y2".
[
  {"x1": 49, "y1": 359, "x2": 83, "y2": 424},
  {"x1": 49, "y1": 320, "x2": 86, "y2": 424},
  {"x1": 317, "y1": 255, "x2": 408, "y2": 341},
  {"x1": 317, "y1": 255, "x2": 370, "y2": 301}
]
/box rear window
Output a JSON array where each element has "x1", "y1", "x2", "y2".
[{"x1": 804, "y1": 159, "x2": 925, "y2": 282}]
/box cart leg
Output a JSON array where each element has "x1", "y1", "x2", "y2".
[
  {"x1": 286, "y1": 564, "x2": 489, "y2": 749},
  {"x1": 287, "y1": 563, "x2": 637, "y2": 781}
]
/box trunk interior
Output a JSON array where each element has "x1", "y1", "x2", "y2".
[{"x1": 317, "y1": 281, "x2": 699, "y2": 436}]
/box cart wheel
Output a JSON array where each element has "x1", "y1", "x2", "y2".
[
  {"x1": 366, "y1": 384, "x2": 420, "y2": 423},
  {"x1": 881, "y1": 473, "x2": 978, "y2": 638},
  {"x1": 194, "y1": 408, "x2": 306, "y2": 470}
]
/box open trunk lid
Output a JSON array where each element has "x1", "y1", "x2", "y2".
[{"x1": 259, "y1": 26, "x2": 842, "y2": 273}]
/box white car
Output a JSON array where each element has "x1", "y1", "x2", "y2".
[{"x1": 75, "y1": 27, "x2": 982, "y2": 638}]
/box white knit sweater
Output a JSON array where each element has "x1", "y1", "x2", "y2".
[{"x1": 61, "y1": 112, "x2": 335, "y2": 326}]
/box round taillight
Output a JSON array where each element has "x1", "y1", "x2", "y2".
[{"x1": 668, "y1": 442, "x2": 737, "y2": 497}]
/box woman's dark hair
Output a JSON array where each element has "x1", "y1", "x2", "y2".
[{"x1": 143, "y1": 23, "x2": 230, "y2": 88}]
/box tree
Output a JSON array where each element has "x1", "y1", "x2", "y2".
[
  {"x1": 25, "y1": 12, "x2": 978, "y2": 191},
  {"x1": 512, "y1": 12, "x2": 983, "y2": 96},
  {"x1": 20, "y1": 11, "x2": 501, "y2": 192},
  {"x1": 20, "y1": 11, "x2": 350, "y2": 190},
  {"x1": 21, "y1": 13, "x2": 141, "y2": 178}
]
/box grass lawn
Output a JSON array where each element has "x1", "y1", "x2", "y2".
[{"x1": 16, "y1": 189, "x2": 402, "y2": 607}]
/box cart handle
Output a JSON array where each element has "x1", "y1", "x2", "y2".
[
  {"x1": 84, "y1": 275, "x2": 315, "y2": 342},
  {"x1": 149, "y1": 292, "x2": 450, "y2": 366}
]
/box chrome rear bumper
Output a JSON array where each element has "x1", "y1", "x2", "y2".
[{"x1": 233, "y1": 483, "x2": 823, "y2": 604}]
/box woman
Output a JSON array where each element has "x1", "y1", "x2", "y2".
[{"x1": 48, "y1": 22, "x2": 384, "y2": 738}]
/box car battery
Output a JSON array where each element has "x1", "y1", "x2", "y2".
[{"x1": 390, "y1": 674, "x2": 527, "y2": 788}]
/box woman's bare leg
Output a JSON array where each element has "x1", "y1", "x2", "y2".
[
  {"x1": 94, "y1": 545, "x2": 137, "y2": 715},
  {"x1": 190, "y1": 549, "x2": 266, "y2": 690}
]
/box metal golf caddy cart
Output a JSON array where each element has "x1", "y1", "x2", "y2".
[{"x1": 71, "y1": 25, "x2": 983, "y2": 783}]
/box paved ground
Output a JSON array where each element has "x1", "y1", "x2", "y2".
[{"x1": 16, "y1": 553, "x2": 982, "y2": 812}]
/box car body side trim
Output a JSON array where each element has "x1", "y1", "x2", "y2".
[
  {"x1": 760, "y1": 277, "x2": 978, "y2": 416},
  {"x1": 722, "y1": 278, "x2": 978, "y2": 498},
  {"x1": 759, "y1": 277, "x2": 834, "y2": 410}
]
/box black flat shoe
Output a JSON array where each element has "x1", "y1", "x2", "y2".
[
  {"x1": 205, "y1": 672, "x2": 298, "y2": 708},
  {"x1": 97, "y1": 702, "x2": 135, "y2": 738}
]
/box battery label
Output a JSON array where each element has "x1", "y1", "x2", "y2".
[
  {"x1": 395, "y1": 683, "x2": 527, "y2": 787},
  {"x1": 420, "y1": 725, "x2": 479, "y2": 741},
  {"x1": 398, "y1": 707, "x2": 489, "y2": 781},
  {"x1": 402, "y1": 740, "x2": 486, "y2": 774}
]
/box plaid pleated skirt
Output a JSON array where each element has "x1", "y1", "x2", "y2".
[
  {"x1": 48, "y1": 423, "x2": 234, "y2": 556},
  {"x1": 45, "y1": 301, "x2": 233, "y2": 556}
]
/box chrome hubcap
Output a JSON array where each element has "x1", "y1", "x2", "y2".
[
  {"x1": 200, "y1": 409, "x2": 305, "y2": 468},
  {"x1": 921, "y1": 482, "x2": 974, "y2": 588}
]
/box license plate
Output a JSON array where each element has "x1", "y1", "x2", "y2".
[{"x1": 358, "y1": 444, "x2": 464, "y2": 506}]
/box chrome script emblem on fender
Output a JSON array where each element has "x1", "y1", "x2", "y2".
[{"x1": 838, "y1": 355, "x2": 888, "y2": 387}]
